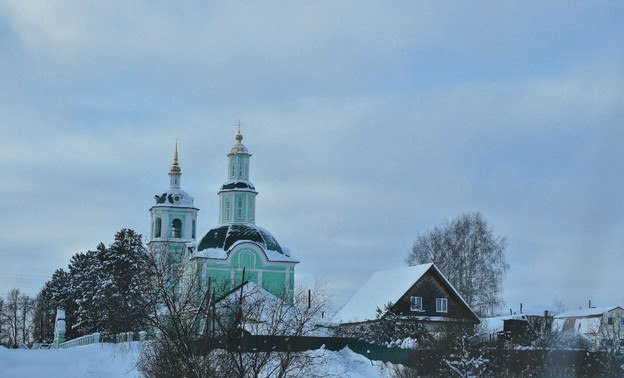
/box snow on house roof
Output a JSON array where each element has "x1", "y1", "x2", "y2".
[
  {"x1": 554, "y1": 306, "x2": 623, "y2": 319},
  {"x1": 336, "y1": 263, "x2": 474, "y2": 324}
]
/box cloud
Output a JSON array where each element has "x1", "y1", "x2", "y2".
[{"x1": 0, "y1": 1, "x2": 622, "y2": 310}]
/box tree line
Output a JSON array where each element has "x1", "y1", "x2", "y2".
[{"x1": 0, "y1": 229, "x2": 153, "y2": 347}]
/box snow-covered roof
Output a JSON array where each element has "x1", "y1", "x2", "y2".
[
  {"x1": 336, "y1": 263, "x2": 475, "y2": 324},
  {"x1": 151, "y1": 188, "x2": 196, "y2": 208},
  {"x1": 190, "y1": 223, "x2": 298, "y2": 263},
  {"x1": 554, "y1": 306, "x2": 622, "y2": 319},
  {"x1": 215, "y1": 282, "x2": 325, "y2": 336},
  {"x1": 219, "y1": 180, "x2": 257, "y2": 193}
]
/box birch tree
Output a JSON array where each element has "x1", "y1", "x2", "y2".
[{"x1": 406, "y1": 212, "x2": 508, "y2": 317}]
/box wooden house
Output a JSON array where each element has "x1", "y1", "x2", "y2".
[{"x1": 337, "y1": 263, "x2": 479, "y2": 334}]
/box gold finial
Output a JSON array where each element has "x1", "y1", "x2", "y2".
[
  {"x1": 170, "y1": 139, "x2": 181, "y2": 173},
  {"x1": 236, "y1": 121, "x2": 243, "y2": 142}
]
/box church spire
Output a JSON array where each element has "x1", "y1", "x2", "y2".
[{"x1": 169, "y1": 140, "x2": 181, "y2": 189}]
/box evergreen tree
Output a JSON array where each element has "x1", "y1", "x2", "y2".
[
  {"x1": 32, "y1": 284, "x2": 56, "y2": 343},
  {"x1": 47, "y1": 268, "x2": 78, "y2": 339},
  {"x1": 95, "y1": 229, "x2": 154, "y2": 338},
  {"x1": 39, "y1": 229, "x2": 154, "y2": 341},
  {"x1": 68, "y1": 248, "x2": 102, "y2": 336}
]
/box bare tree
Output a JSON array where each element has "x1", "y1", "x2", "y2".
[
  {"x1": 137, "y1": 244, "x2": 336, "y2": 378},
  {"x1": 0, "y1": 296, "x2": 6, "y2": 346},
  {"x1": 137, "y1": 246, "x2": 215, "y2": 377},
  {"x1": 18, "y1": 293, "x2": 33, "y2": 344},
  {"x1": 406, "y1": 212, "x2": 508, "y2": 317},
  {"x1": 3, "y1": 289, "x2": 21, "y2": 347}
]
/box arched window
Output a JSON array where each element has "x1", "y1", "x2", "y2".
[
  {"x1": 237, "y1": 198, "x2": 243, "y2": 219},
  {"x1": 154, "y1": 217, "x2": 162, "y2": 238},
  {"x1": 171, "y1": 218, "x2": 182, "y2": 238}
]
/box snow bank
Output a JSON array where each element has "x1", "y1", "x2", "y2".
[
  {"x1": 0, "y1": 343, "x2": 395, "y2": 377},
  {"x1": 0, "y1": 343, "x2": 141, "y2": 378}
]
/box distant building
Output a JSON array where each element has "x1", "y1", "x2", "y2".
[
  {"x1": 336, "y1": 263, "x2": 479, "y2": 334},
  {"x1": 500, "y1": 312, "x2": 553, "y2": 345},
  {"x1": 553, "y1": 306, "x2": 624, "y2": 350},
  {"x1": 148, "y1": 130, "x2": 298, "y2": 303}
]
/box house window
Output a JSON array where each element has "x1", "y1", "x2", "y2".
[
  {"x1": 621, "y1": 317, "x2": 624, "y2": 326},
  {"x1": 171, "y1": 218, "x2": 182, "y2": 238},
  {"x1": 607, "y1": 317, "x2": 614, "y2": 325},
  {"x1": 410, "y1": 296, "x2": 423, "y2": 311},
  {"x1": 436, "y1": 298, "x2": 448, "y2": 313}
]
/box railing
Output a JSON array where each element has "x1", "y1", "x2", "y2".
[
  {"x1": 59, "y1": 332, "x2": 100, "y2": 348},
  {"x1": 116, "y1": 331, "x2": 149, "y2": 343}
]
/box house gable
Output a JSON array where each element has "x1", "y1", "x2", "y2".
[
  {"x1": 392, "y1": 267, "x2": 479, "y2": 323},
  {"x1": 336, "y1": 263, "x2": 479, "y2": 326}
]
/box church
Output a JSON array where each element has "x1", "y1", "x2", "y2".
[{"x1": 147, "y1": 130, "x2": 298, "y2": 302}]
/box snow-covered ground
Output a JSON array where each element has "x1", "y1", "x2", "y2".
[{"x1": 0, "y1": 343, "x2": 394, "y2": 377}]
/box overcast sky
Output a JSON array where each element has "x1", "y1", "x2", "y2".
[{"x1": 1, "y1": 1, "x2": 622, "y2": 314}]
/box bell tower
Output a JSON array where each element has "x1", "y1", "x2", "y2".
[
  {"x1": 148, "y1": 142, "x2": 199, "y2": 276},
  {"x1": 218, "y1": 126, "x2": 258, "y2": 225}
]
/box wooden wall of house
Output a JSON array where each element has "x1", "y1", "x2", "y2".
[{"x1": 392, "y1": 270, "x2": 478, "y2": 322}]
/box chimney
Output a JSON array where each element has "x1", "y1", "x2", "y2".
[
  {"x1": 520, "y1": 303, "x2": 523, "y2": 314},
  {"x1": 589, "y1": 299, "x2": 592, "y2": 308}
]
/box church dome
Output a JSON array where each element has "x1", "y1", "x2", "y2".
[{"x1": 195, "y1": 223, "x2": 285, "y2": 255}]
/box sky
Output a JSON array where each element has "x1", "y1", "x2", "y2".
[{"x1": 0, "y1": 1, "x2": 622, "y2": 315}]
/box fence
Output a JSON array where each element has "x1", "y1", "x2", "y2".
[
  {"x1": 115, "y1": 331, "x2": 148, "y2": 343},
  {"x1": 59, "y1": 332, "x2": 100, "y2": 349}
]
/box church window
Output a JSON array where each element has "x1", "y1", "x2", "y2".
[
  {"x1": 436, "y1": 298, "x2": 448, "y2": 313},
  {"x1": 238, "y1": 162, "x2": 243, "y2": 178},
  {"x1": 244, "y1": 161, "x2": 249, "y2": 179},
  {"x1": 154, "y1": 217, "x2": 162, "y2": 238},
  {"x1": 172, "y1": 218, "x2": 182, "y2": 238},
  {"x1": 248, "y1": 198, "x2": 254, "y2": 220},
  {"x1": 225, "y1": 199, "x2": 231, "y2": 220},
  {"x1": 410, "y1": 296, "x2": 423, "y2": 311},
  {"x1": 192, "y1": 220, "x2": 196, "y2": 239},
  {"x1": 230, "y1": 162, "x2": 235, "y2": 179},
  {"x1": 237, "y1": 198, "x2": 243, "y2": 219}
]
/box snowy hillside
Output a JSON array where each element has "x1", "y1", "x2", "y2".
[{"x1": 0, "y1": 343, "x2": 395, "y2": 378}]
